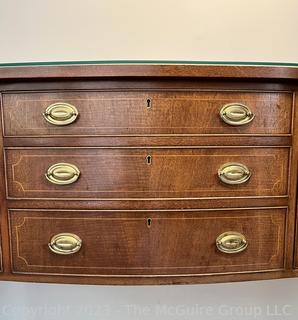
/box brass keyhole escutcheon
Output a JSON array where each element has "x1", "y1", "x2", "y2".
[
  {"x1": 147, "y1": 218, "x2": 152, "y2": 228},
  {"x1": 146, "y1": 155, "x2": 152, "y2": 165},
  {"x1": 146, "y1": 99, "x2": 151, "y2": 108}
]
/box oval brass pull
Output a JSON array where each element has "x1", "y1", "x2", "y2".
[
  {"x1": 220, "y1": 103, "x2": 254, "y2": 126},
  {"x1": 49, "y1": 233, "x2": 82, "y2": 255},
  {"x1": 216, "y1": 231, "x2": 248, "y2": 254},
  {"x1": 45, "y1": 163, "x2": 80, "y2": 185},
  {"x1": 43, "y1": 103, "x2": 78, "y2": 126},
  {"x1": 218, "y1": 162, "x2": 251, "y2": 185}
]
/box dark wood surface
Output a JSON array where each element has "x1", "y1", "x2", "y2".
[
  {"x1": 10, "y1": 208, "x2": 286, "y2": 276},
  {"x1": 0, "y1": 64, "x2": 298, "y2": 80},
  {"x1": 5, "y1": 147, "x2": 289, "y2": 199},
  {"x1": 0, "y1": 64, "x2": 298, "y2": 285},
  {"x1": 0, "y1": 229, "x2": 2, "y2": 272},
  {"x1": 2, "y1": 91, "x2": 292, "y2": 136},
  {"x1": 2, "y1": 136, "x2": 292, "y2": 148}
]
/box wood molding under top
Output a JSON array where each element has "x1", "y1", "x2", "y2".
[{"x1": 0, "y1": 64, "x2": 298, "y2": 80}]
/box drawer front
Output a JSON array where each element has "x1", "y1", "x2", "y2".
[
  {"x1": 2, "y1": 91, "x2": 292, "y2": 136},
  {"x1": 5, "y1": 148, "x2": 289, "y2": 199},
  {"x1": 9, "y1": 208, "x2": 286, "y2": 276}
]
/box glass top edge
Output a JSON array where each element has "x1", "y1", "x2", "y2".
[{"x1": 0, "y1": 60, "x2": 298, "y2": 68}]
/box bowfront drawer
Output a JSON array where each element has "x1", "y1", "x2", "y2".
[
  {"x1": 2, "y1": 91, "x2": 292, "y2": 136},
  {"x1": 9, "y1": 208, "x2": 286, "y2": 276},
  {"x1": 5, "y1": 148, "x2": 289, "y2": 199}
]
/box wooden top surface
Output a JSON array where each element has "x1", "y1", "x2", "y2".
[{"x1": 0, "y1": 61, "x2": 298, "y2": 80}]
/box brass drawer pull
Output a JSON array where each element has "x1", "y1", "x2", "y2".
[
  {"x1": 216, "y1": 231, "x2": 248, "y2": 254},
  {"x1": 49, "y1": 233, "x2": 82, "y2": 255},
  {"x1": 45, "y1": 163, "x2": 80, "y2": 185},
  {"x1": 218, "y1": 162, "x2": 251, "y2": 185},
  {"x1": 220, "y1": 103, "x2": 254, "y2": 126},
  {"x1": 43, "y1": 102, "x2": 78, "y2": 126}
]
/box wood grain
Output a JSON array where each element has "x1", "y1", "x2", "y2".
[
  {"x1": 0, "y1": 269, "x2": 295, "y2": 285},
  {"x1": 0, "y1": 64, "x2": 297, "y2": 285},
  {"x1": 0, "y1": 64, "x2": 298, "y2": 80},
  {"x1": 0, "y1": 231, "x2": 2, "y2": 272},
  {"x1": 2, "y1": 136, "x2": 292, "y2": 148},
  {"x1": 2, "y1": 91, "x2": 292, "y2": 136},
  {"x1": 5, "y1": 147, "x2": 289, "y2": 199},
  {"x1": 9, "y1": 208, "x2": 286, "y2": 276}
]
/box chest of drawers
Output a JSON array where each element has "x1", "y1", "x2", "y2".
[{"x1": 0, "y1": 63, "x2": 298, "y2": 285}]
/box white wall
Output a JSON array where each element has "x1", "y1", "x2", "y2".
[
  {"x1": 1, "y1": 1, "x2": 298, "y2": 319},
  {"x1": 0, "y1": 279, "x2": 298, "y2": 320},
  {"x1": 0, "y1": 0, "x2": 297, "y2": 63}
]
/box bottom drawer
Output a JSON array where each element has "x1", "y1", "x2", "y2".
[{"x1": 9, "y1": 208, "x2": 286, "y2": 276}]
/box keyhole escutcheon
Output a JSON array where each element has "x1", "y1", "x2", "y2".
[
  {"x1": 146, "y1": 155, "x2": 152, "y2": 165},
  {"x1": 147, "y1": 218, "x2": 152, "y2": 228}
]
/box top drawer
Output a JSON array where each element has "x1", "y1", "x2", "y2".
[{"x1": 1, "y1": 91, "x2": 292, "y2": 136}]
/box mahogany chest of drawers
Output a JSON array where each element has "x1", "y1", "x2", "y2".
[{"x1": 0, "y1": 63, "x2": 298, "y2": 285}]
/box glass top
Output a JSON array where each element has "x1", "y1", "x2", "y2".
[{"x1": 0, "y1": 60, "x2": 297, "y2": 67}]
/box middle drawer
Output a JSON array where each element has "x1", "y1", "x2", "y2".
[{"x1": 5, "y1": 148, "x2": 289, "y2": 199}]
